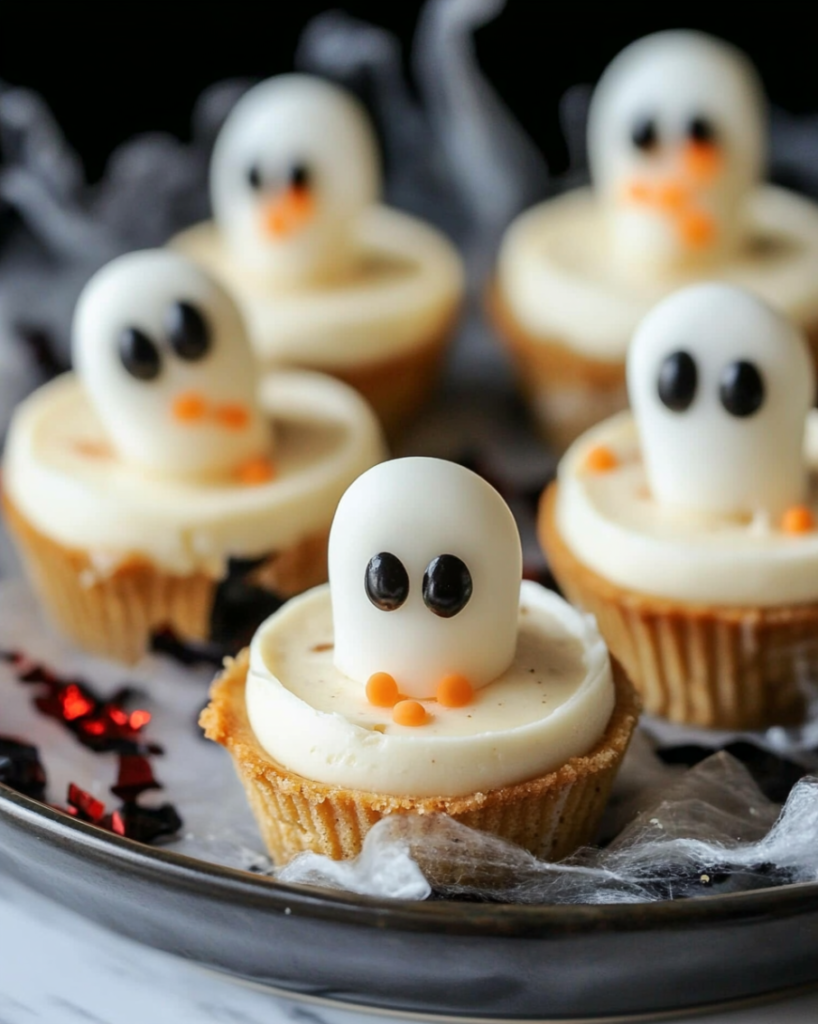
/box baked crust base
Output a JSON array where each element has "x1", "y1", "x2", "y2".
[
  {"x1": 2, "y1": 492, "x2": 329, "y2": 665},
  {"x1": 488, "y1": 283, "x2": 818, "y2": 454},
  {"x1": 539, "y1": 482, "x2": 818, "y2": 729},
  {"x1": 200, "y1": 649, "x2": 639, "y2": 866},
  {"x1": 314, "y1": 320, "x2": 456, "y2": 440}
]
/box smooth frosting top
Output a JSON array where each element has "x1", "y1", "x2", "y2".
[
  {"x1": 588, "y1": 31, "x2": 766, "y2": 275},
  {"x1": 497, "y1": 185, "x2": 818, "y2": 358},
  {"x1": 211, "y1": 74, "x2": 381, "y2": 287},
  {"x1": 329, "y1": 458, "x2": 522, "y2": 700},
  {"x1": 4, "y1": 370, "x2": 385, "y2": 578},
  {"x1": 172, "y1": 205, "x2": 463, "y2": 368},
  {"x1": 245, "y1": 581, "x2": 615, "y2": 798},
  {"x1": 555, "y1": 410, "x2": 818, "y2": 607}
]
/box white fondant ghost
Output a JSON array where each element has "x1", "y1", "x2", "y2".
[
  {"x1": 73, "y1": 250, "x2": 272, "y2": 480},
  {"x1": 211, "y1": 74, "x2": 380, "y2": 287},
  {"x1": 329, "y1": 458, "x2": 522, "y2": 700},
  {"x1": 628, "y1": 283, "x2": 814, "y2": 519},
  {"x1": 587, "y1": 31, "x2": 765, "y2": 274}
]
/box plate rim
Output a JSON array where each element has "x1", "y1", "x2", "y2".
[{"x1": 3, "y1": 780, "x2": 818, "y2": 935}]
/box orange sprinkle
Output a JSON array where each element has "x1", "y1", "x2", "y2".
[
  {"x1": 366, "y1": 672, "x2": 400, "y2": 708},
  {"x1": 392, "y1": 700, "x2": 428, "y2": 727},
  {"x1": 262, "y1": 187, "x2": 315, "y2": 238},
  {"x1": 215, "y1": 404, "x2": 250, "y2": 430},
  {"x1": 236, "y1": 457, "x2": 276, "y2": 486},
  {"x1": 584, "y1": 445, "x2": 619, "y2": 474},
  {"x1": 436, "y1": 674, "x2": 474, "y2": 708},
  {"x1": 172, "y1": 392, "x2": 207, "y2": 422},
  {"x1": 781, "y1": 505, "x2": 816, "y2": 534},
  {"x1": 682, "y1": 141, "x2": 723, "y2": 183},
  {"x1": 657, "y1": 181, "x2": 688, "y2": 211},
  {"x1": 624, "y1": 179, "x2": 653, "y2": 205},
  {"x1": 679, "y1": 209, "x2": 716, "y2": 249}
]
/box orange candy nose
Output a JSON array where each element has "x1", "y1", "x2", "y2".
[
  {"x1": 682, "y1": 141, "x2": 723, "y2": 182},
  {"x1": 366, "y1": 672, "x2": 400, "y2": 708},
  {"x1": 436, "y1": 674, "x2": 474, "y2": 708},
  {"x1": 215, "y1": 404, "x2": 250, "y2": 430},
  {"x1": 236, "y1": 457, "x2": 276, "y2": 486},
  {"x1": 584, "y1": 445, "x2": 619, "y2": 474},
  {"x1": 781, "y1": 505, "x2": 816, "y2": 534},
  {"x1": 172, "y1": 392, "x2": 207, "y2": 422},
  {"x1": 392, "y1": 700, "x2": 428, "y2": 728},
  {"x1": 262, "y1": 187, "x2": 315, "y2": 238}
]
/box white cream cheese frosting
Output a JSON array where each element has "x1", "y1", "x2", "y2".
[
  {"x1": 172, "y1": 205, "x2": 463, "y2": 370},
  {"x1": 4, "y1": 370, "x2": 385, "y2": 578},
  {"x1": 497, "y1": 185, "x2": 818, "y2": 360},
  {"x1": 555, "y1": 410, "x2": 818, "y2": 607},
  {"x1": 245, "y1": 581, "x2": 615, "y2": 799}
]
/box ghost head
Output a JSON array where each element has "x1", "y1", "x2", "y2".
[
  {"x1": 628, "y1": 283, "x2": 814, "y2": 519},
  {"x1": 329, "y1": 458, "x2": 522, "y2": 700},
  {"x1": 73, "y1": 250, "x2": 272, "y2": 480},
  {"x1": 588, "y1": 31, "x2": 766, "y2": 274},
  {"x1": 211, "y1": 74, "x2": 380, "y2": 287}
]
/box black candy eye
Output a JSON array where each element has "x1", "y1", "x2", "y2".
[
  {"x1": 688, "y1": 116, "x2": 717, "y2": 145},
  {"x1": 289, "y1": 162, "x2": 311, "y2": 190},
  {"x1": 119, "y1": 327, "x2": 161, "y2": 381},
  {"x1": 247, "y1": 164, "x2": 263, "y2": 190},
  {"x1": 720, "y1": 360, "x2": 765, "y2": 418},
  {"x1": 658, "y1": 351, "x2": 698, "y2": 412},
  {"x1": 166, "y1": 302, "x2": 211, "y2": 362},
  {"x1": 365, "y1": 552, "x2": 409, "y2": 612},
  {"x1": 422, "y1": 555, "x2": 473, "y2": 619},
  {"x1": 631, "y1": 117, "x2": 658, "y2": 152}
]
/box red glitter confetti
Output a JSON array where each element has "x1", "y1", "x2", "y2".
[{"x1": 1, "y1": 651, "x2": 182, "y2": 846}]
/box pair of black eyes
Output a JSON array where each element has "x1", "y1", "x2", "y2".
[
  {"x1": 631, "y1": 115, "x2": 717, "y2": 153},
  {"x1": 365, "y1": 552, "x2": 473, "y2": 619},
  {"x1": 119, "y1": 302, "x2": 210, "y2": 382},
  {"x1": 246, "y1": 162, "x2": 312, "y2": 193},
  {"x1": 657, "y1": 351, "x2": 765, "y2": 418}
]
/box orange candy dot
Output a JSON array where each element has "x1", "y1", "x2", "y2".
[
  {"x1": 366, "y1": 672, "x2": 400, "y2": 708},
  {"x1": 236, "y1": 457, "x2": 276, "y2": 486},
  {"x1": 679, "y1": 209, "x2": 716, "y2": 249},
  {"x1": 781, "y1": 505, "x2": 816, "y2": 535},
  {"x1": 436, "y1": 674, "x2": 474, "y2": 708},
  {"x1": 584, "y1": 445, "x2": 619, "y2": 474},
  {"x1": 215, "y1": 404, "x2": 250, "y2": 430},
  {"x1": 172, "y1": 392, "x2": 207, "y2": 422},
  {"x1": 625, "y1": 180, "x2": 652, "y2": 205},
  {"x1": 657, "y1": 181, "x2": 688, "y2": 212},
  {"x1": 392, "y1": 700, "x2": 428, "y2": 727}
]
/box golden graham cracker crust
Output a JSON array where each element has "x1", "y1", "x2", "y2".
[
  {"x1": 325, "y1": 321, "x2": 455, "y2": 440},
  {"x1": 487, "y1": 282, "x2": 818, "y2": 454},
  {"x1": 2, "y1": 491, "x2": 329, "y2": 665},
  {"x1": 539, "y1": 483, "x2": 818, "y2": 730},
  {"x1": 200, "y1": 648, "x2": 639, "y2": 866}
]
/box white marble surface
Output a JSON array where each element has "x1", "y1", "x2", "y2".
[{"x1": 0, "y1": 872, "x2": 816, "y2": 1024}]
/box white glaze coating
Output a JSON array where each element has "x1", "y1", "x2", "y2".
[
  {"x1": 496, "y1": 185, "x2": 818, "y2": 359},
  {"x1": 329, "y1": 458, "x2": 522, "y2": 699},
  {"x1": 554, "y1": 410, "x2": 818, "y2": 607},
  {"x1": 629, "y1": 284, "x2": 814, "y2": 518},
  {"x1": 211, "y1": 74, "x2": 380, "y2": 287},
  {"x1": 4, "y1": 371, "x2": 385, "y2": 577},
  {"x1": 588, "y1": 31, "x2": 765, "y2": 274},
  {"x1": 173, "y1": 204, "x2": 463, "y2": 369},
  {"x1": 73, "y1": 251, "x2": 271, "y2": 480},
  {"x1": 245, "y1": 582, "x2": 614, "y2": 798}
]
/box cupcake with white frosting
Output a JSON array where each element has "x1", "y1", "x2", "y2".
[
  {"x1": 2, "y1": 249, "x2": 385, "y2": 663},
  {"x1": 540, "y1": 282, "x2": 818, "y2": 729},
  {"x1": 202, "y1": 457, "x2": 638, "y2": 864},
  {"x1": 491, "y1": 31, "x2": 818, "y2": 451},
  {"x1": 172, "y1": 75, "x2": 464, "y2": 437}
]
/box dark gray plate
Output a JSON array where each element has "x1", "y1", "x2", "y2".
[{"x1": 1, "y1": 783, "x2": 818, "y2": 1021}]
